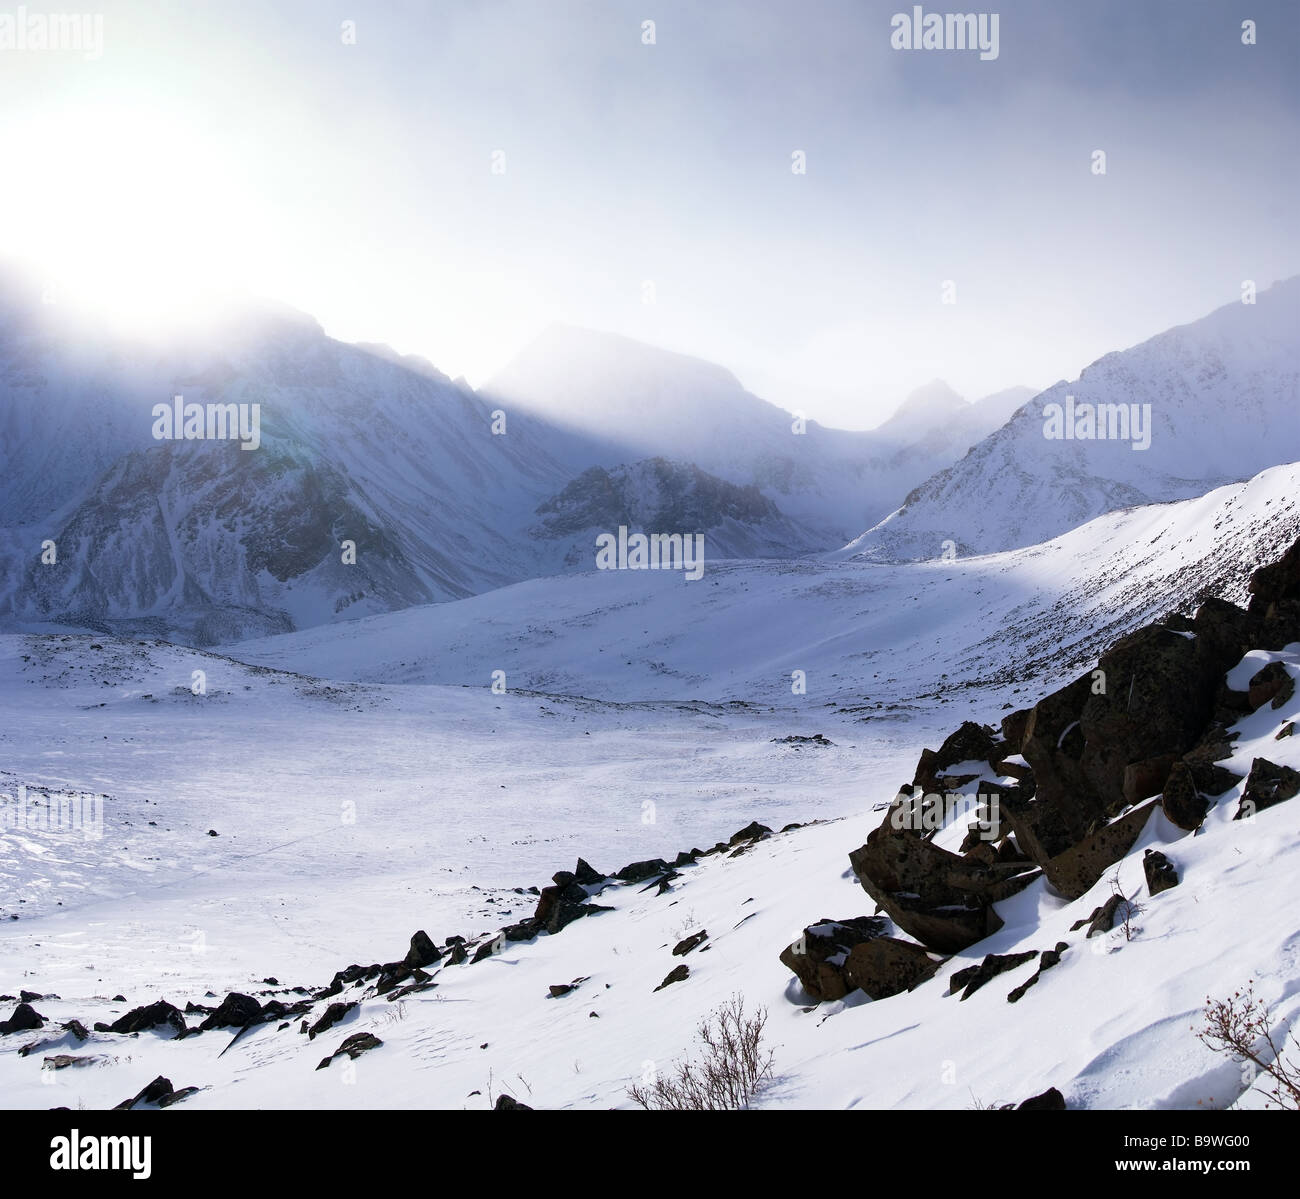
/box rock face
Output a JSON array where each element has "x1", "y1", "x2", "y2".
[
  {"x1": 842, "y1": 937, "x2": 942, "y2": 1000},
  {"x1": 848, "y1": 822, "x2": 1037, "y2": 953},
  {"x1": 1235, "y1": 757, "x2": 1300, "y2": 820},
  {"x1": 779, "y1": 917, "x2": 888, "y2": 1001},
  {"x1": 834, "y1": 534, "x2": 1300, "y2": 971}
]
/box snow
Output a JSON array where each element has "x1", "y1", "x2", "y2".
[{"x1": 3, "y1": 470, "x2": 1299, "y2": 1109}]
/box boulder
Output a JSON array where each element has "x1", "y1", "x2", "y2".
[
  {"x1": 672, "y1": 930, "x2": 708, "y2": 956},
  {"x1": 728, "y1": 821, "x2": 772, "y2": 845},
  {"x1": 0, "y1": 1002, "x2": 45, "y2": 1035},
  {"x1": 1161, "y1": 760, "x2": 1209, "y2": 831},
  {"x1": 495, "y1": 1094, "x2": 533, "y2": 1110},
  {"x1": 1247, "y1": 662, "x2": 1295, "y2": 711},
  {"x1": 842, "y1": 937, "x2": 942, "y2": 999},
  {"x1": 307, "y1": 1001, "x2": 357, "y2": 1041},
  {"x1": 779, "y1": 917, "x2": 887, "y2": 1001},
  {"x1": 1235, "y1": 757, "x2": 1300, "y2": 820},
  {"x1": 316, "y1": 1031, "x2": 382, "y2": 1070},
  {"x1": 848, "y1": 820, "x2": 1036, "y2": 953},
  {"x1": 103, "y1": 1000, "x2": 186, "y2": 1037},
  {"x1": 1143, "y1": 849, "x2": 1179, "y2": 896},
  {"x1": 1007, "y1": 943, "x2": 1068, "y2": 1003},
  {"x1": 1038, "y1": 800, "x2": 1159, "y2": 901},
  {"x1": 654, "y1": 964, "x2": 689, "y2": 991},
  {"x1": 614, "y1": 858, "x2": 671, "y2": 883},
  {"x1": 403, "y1": 930, "x2": 441, "y2": 970},
  {"x1": 198, "y1": 992, "x2": 262, "y2": 1031}
]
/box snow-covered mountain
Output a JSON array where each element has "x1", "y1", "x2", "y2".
[
  {"x1": 486, "y1": 324, "x2": 1033, "y2": 545},
  {"x1": 844, "y1": 277, "x2": 1300, "y2": 562},
  {"x1": 0, "y1": 284, "x2": 1035, "y2": 644}
]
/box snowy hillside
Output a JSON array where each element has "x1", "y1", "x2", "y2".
[
  {"x1": 846, "y1": 276, "x2": 1300, "y2": 562},
  {"x1": 3, "y1": 508, "x2": 1299, "y2": 1112},
  {"x1": 233, "y1": 462, "x2": 1300, "y2": 706}
]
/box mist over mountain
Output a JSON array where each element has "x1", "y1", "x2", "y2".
[{"x1": 844, "y1": 277, "x2": 1300, "y2": 562}]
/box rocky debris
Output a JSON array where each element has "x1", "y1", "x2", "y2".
[
  {"x1": 780, "y1": 917, "x2": 888, "y2": 1001},
  {"x1": 316, "y1": 1031, "x2": 383, "y2": 1070},
  {"x1": 115, "y1": 1075, "x2": 200, "y2": 1110},
  {"x1": 1070, "y1": 894, "x2": 1126, "y2": 939},
  {"x1": 199, "y1": 992, "x2": 263, "y2": 1031},
  {"x1": 1278, "y1": 722, "x2": 1295, "y2": 740},
  {"x1": 771, "y1": 734, "x2": 834, "y2": 746},
  {"x1": 1007, "y1": 943, "x2": 1068, "y2": 1003},
  {"x1": 307, "y1": 1001, "x2": 357, "y2": 1040},
  {"x1": 842, "y1": 936, "x2": 942, "y2": 1000},
  {"x1": 654, "y1": 964, "x2": 689, "y2": 991},
  {"x1": 1016, "y1": 1087, "x2": 1067, "y2": 1110},
  {"x1": 1036, "y1": 800, "x2": 1160, "y2": 901},
  {"x1": 99, "y1": 1000, "x2": 187, "y2": 1038},
  {"x1": 1161, "y1": 760, "x2": 1210, "y2": 831},
  {"x1": 495, "y1": 1094, "x2": 533, "y2": 1110},
  {"x1": 848, "y1": 822, "x2": 1037, "y2": 953},
  {"x1": 403, "y1": 930, "x2": 441, "y2": 970},
  {"x1": 914, "y1": 721, "x2": 1001, "y2": 793},
  {"x1": 1247, "y1": 662, "x2": 1295, "y2": 711},
  {"x1": 43, "y1": 1054, "x2": 107, "y2": 1070},
  {"x1": 949, "y1": 950, "x2": 1038, "y2": 1001},
  {"x1": 1000, "y1": 708, "x2": 1032, "y2": 755},
  {"x1": 672, "y1": 930, "x2": 708, "y2": 956},
  {"x1": 1235, "y1": 756, "x2": 1300, "y2": 819},
  {"x1": 614, "y1": 858, "x2": 672, "y2": 883},
  {"x1": 0, "y1": 1002, "x2": 46, "y2": 1034},
  {"x1": 729, "y1": 821, "x2": 772, "y2": 846},
  {"x1": 1143, "y1": 849, "x2": 1180, "y2": 896},
  {"x1": 573, "y1": 857, "x2": 606, "y2": 886}
]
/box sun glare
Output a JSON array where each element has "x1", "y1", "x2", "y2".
[{"x1": 5, "y1": 103, "x2": 267, "y2": 338}]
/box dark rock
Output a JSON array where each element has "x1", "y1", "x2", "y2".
[
  {"x1": 1007, "y1": 943, "x2": 1068, "y2": 1003},
  {"x1": 949, "y1": 950, "x2": 1038, "y2": 1000},
  {"x1": 0, "y1": 1002, "x2": 45, "y2": 1034},
  {"x1": 728, "y1": 821, "x2": 772, "y2": 845},
  {"x1": 1071, "y1": 893, "x2": 1125, "y2": 938},
  {"x1": 573, "y1": 858, "x2": 604, "y2": 886},
  {"x1": 614, "y1": 858, "x2": 672, "y2": 883},
  {"x1": 672, "y1": 930, "x2": 709, "y2": 956},
  {"x1": 848, "y1": 820, "x2": 1035, "y2": 952},
  {"x1": 1248, "y1": 662, "x2": 1294, "y2": 711},
  {"x1": 672, "y1": 850, "x2": 698, "y2": 868},
  {"x1": 495, "y1": 1094, "x2": 533, "y2": 1110},
  {"x1": 1017, "y1": 1087, "x2": 1067, "y2": 1110},
  {"x1": 105, "y1": 1000, "x2": 186, "y2": 1037},
  {"x1": 308, "y1": 1001, "x2": 357, "y2": 1041},
  {"x1": 1235, "y1": 757, "x2": 1300, "y2": 820},
  {"x1": 779, "y1": 916, "x2": 887, "y2": 1001},
  {"x1": 1143, "y1": 849, "x2": 1179, "y2": 896},
  {"x1": 403, "y1": 929, "x2": 441, "y2": 970},
  {"x1": 62, "y1": 1019, "x2": 89, "y2": 1041},
  {"x1": 199, "y1": 992, "x2": 262, "y2": 1031},
  {"x1": 1038, "y1": 799, "x2": 1159, "y2": 901},
  {"x1": 654, "y1": 964, "x2": 689, "y2": 991},
  {"x1": 19, "y1": 989, "x2": 42, "y2": 1003},
  {"x1": 316, "y1": 1031, "x2": 383, "y2": 1069},
  {"x1": 444, "y1": 940, "x2": 468, "y2": 965},
  {"x1": 1161, "y1": 760, "x2": 1209, "y2": 831},
  {"x1": 157, "y1": 1086, "x2": 200, "y2": 1108},
  {"x1": 1277, "y1": 722, "x2": 1295, "y2": 740},
  {"x1": 842, "y1": 937, "x2": 942, "y2": 999},
  {"x1": 115, "y1": 1075, "x2": 177, "y2": 1110},
  {"x1": 1122, "y1": 753, "x2": 1178, "y2": 806},
  {"x1": 1000, "y1": 708, "x2": 1033, "y2": 755}
]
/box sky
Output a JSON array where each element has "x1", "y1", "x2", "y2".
[{"x1": 1, "y1": 0, "x2": 1297, "y2": 430}]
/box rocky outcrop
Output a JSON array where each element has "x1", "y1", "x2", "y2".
[{"x1": 780, "y1": 917, "x2": 888, "y2": 1001}]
